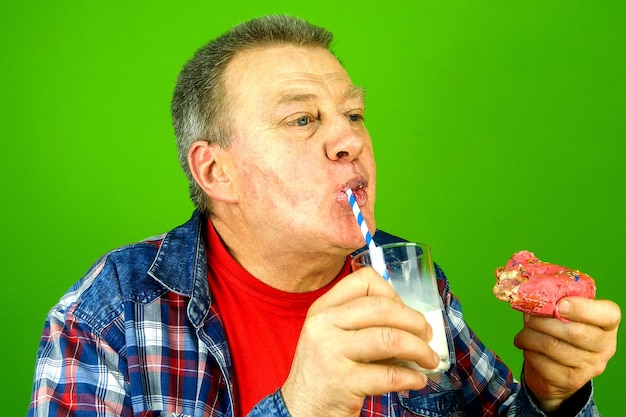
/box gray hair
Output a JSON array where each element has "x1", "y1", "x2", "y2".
[{"x1": 171, "y1": 15, "x2": 334, "y2": 213}]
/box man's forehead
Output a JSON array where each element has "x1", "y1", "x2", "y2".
[
  {"x1": 275, "y1": 85, "x2": 366, "y2": 105},
  {"x1": 224, "y1": 46, "x2": 364, "y2": 108}
]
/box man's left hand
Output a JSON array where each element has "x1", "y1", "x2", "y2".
[{"x1": 514, "y1": 296, "x2": 620, "y2": 412}]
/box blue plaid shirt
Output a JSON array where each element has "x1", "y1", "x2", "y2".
[{"x1": 28, "y1": 211, "x2": 598, "y2": 416}]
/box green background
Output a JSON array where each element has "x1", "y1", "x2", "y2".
[{"x1": 3, "y1": 1, "x2": 624, "y2": 414}]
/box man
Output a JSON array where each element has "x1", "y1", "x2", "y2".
[{"x1": 29, "y1": 14, "x2": 620, "y2": 417}]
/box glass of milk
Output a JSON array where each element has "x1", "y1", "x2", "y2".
[{"x1": 351, "y1": 242, "x2": 451, "y2": 375}]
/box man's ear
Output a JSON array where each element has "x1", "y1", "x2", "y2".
[{"x1": 187, "y1": 141, "x2": 238, "y2": 203}]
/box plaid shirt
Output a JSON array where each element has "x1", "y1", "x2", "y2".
[{"x1": 28, "y1": 211, "x2": 598, "y2": 416}]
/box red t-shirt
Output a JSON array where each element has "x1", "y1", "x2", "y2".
[{"x1": 205, "y1": 220, "x2": 351, "y2": 416}]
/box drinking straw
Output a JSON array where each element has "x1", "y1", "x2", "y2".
[
  {"x1": 346, "y1": 189, "x2": 375, "y2": 250},
  {"x1": 345, "y1": 189, "x2": 388, "y2": 279}
]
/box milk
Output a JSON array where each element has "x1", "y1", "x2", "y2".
[{"x1": 396, "y1": 297, "x2": 451, "y2": 375}]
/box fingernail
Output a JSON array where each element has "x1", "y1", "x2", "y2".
[
  {"x1": 432, "y1": 350, "x2": 440, "y2": 365},
  {"x1": 558, "y1": 300, "x2": 571, "y2": 315}
]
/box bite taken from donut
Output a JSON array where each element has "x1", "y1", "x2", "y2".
[{"x1": 493, "y1": 250, "x2": 596, "y2": 320}]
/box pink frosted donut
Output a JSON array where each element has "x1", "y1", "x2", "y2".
[{"x1": 493, "y1": 250, "x2": 596, "y2": 319}]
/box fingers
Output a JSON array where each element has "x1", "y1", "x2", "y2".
[
  {"x1": 305, "y1": 289, "x2": 438, "y2": 369},
  {"x1": 327, "y1": 294, "x2": 432, "y2": 340},
  {"x1": 521, "y1": 354, "x2": 583, "y2": 406},
  {"x1": 350, "y1": 361, "x2": 430, "y2": 396},
  {"x1": 519, "y1": 298, "x2": 620, "y2": 358},
  {"x1": 282, "y1": 267, "x2": 440, "y2": 416},
  {"x1": 557, "y1": 297, "x2": 621, "y2": 331},
  {"x1": 514, "y1": 322, "x2": 594, "y2": 368},
  {"x1": 516, "y1": 329, "x2": 601, "y2": 404},
  {"x1": 309, "y1": 266, "x2": 435, "y2": 355},
  {"x1": 314, "y1": 266, "x2": 401, "y2": 309},
  {"x1": 519, "y1": 314, "x2": 608, "y2": 354},
  {"x1": 514, "y1": 298, "x2": 620, "y2": 401},
  {"x1": 344, "y1": 326, "x2": 439, "y2": 369}
]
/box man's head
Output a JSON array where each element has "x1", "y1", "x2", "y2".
[
  {"x1": 172, "y1": 15, "x2": 334, "y2": 213},
  {"x1": 172, "y1": 15, "x2": 376, "y2": 258}
]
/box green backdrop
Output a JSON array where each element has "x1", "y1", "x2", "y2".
[{"x1": 3, "y1": 1, "x2": 624, "y2": 414}]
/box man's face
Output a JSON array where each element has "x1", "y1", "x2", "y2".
[{"x1": 220, "y1": 45, "x2": 376, "y2": 255}]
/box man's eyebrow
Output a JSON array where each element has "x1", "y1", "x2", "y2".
[
  {"x1": 343, "y1": 85, "x2": 366, "y2": 102},
  {"x1": 277, "y1": 93, "x2": 318, "y2": 105}
]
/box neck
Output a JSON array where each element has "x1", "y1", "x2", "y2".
[{"x1": 210, "y1": 217, "x2": 349, "y2": 293}]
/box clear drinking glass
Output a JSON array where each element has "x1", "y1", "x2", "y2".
[{"x1": 351, "y1": 242, "x2": 451, "y2": 375}]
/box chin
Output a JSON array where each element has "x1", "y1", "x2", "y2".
[{"x1": 342, "y1": 230, "x2": 369, "y2": 252}]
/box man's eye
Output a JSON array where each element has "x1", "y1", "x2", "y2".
[
  {"x1": 290, "y1": 115, "x2": 310, "y2": 127},
  {"x1": 349, "y1": 113, "x2": 364, "y2": 122}
]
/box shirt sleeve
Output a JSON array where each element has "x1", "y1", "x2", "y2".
[
  {"x1": 28, "y1": 303, "x2": 132, "y2": 417},
  {"x1": 518, "y1": 373, "x2": 599, "y2": 416},
  {"x1": 247, "y1": 389, "x2": 292, "y2": 417}
]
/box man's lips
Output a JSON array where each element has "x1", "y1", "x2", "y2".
[
  {"x1": 347, "y1": 187, "x2": 368, "y2": 206},
  {"x1": 338, "y1": 177, "x2": 368, "y2": 206}
]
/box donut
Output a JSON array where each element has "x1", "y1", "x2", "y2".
[{"x1": 493, "y1": 250, "x2": 596, "y2": 319}]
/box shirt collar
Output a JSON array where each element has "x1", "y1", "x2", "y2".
[{"x1": 147, "y1": 209, "x2": 210, "y2": 327}]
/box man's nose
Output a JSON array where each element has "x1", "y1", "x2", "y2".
[{"x1": 324, "y1": 117, "x2": 367, "y2": 161}]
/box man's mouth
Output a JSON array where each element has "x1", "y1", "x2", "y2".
[{"x1": 338, "y1": 177, "x2": 368, "y2": 206}]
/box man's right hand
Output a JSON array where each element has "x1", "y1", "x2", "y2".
[{"x1": 280, "y1": 266, "x2": 439, "y2": 417}]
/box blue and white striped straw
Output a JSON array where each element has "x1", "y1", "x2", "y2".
[
  {"x1": 345, "y1": 189, "x2": 388, "y2": 279},
  {"x1": 346, "y1": 188, "x2": 376, "y2": 251}
]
